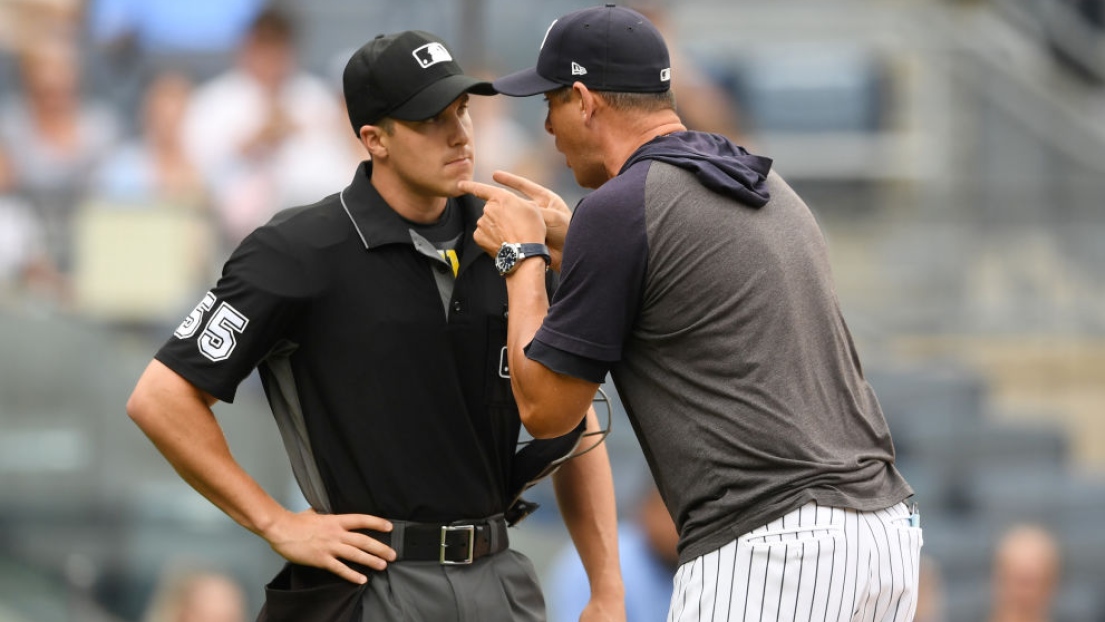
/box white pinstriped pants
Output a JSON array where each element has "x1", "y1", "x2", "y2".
[{"x1": 667, "y1": 501, "x2": 923, "y2": 622}]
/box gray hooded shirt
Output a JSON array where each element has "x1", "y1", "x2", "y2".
[{"x1": 527, "y1": 131, "x2": 912, "y2": 563}]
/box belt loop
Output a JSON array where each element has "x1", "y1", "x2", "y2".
[
  {"x1": 486, "y1": 520, "x2": 498, "y2": 554},
  {"x1": 489, "y1": 514, "x2": 503, "y2": 552},
  {"x1": 389, "y1": 521, "x2": 406, "y2": 559}
]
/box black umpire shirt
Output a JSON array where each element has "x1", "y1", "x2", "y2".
[{"x1": 156, "y1": 161, "x2": 530, "y2": 523}]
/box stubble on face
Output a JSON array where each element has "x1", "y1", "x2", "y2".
[{"x1": 544, "y1": 90, "x2": 609, "y2": 190}]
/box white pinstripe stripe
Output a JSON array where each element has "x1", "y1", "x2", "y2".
[
  {"x1": 855, "y1": 523, "x2": 870, "y2": 622},
  {"x1": 672, "y1": 562, "x2": 688, "y2": 621},
  {"x1": 739, "y1": 534, "x2": 754, "y2": 622},
  {"x1": 891, "y1": 524, "x2": 910, "y2": 622},
  {"x1": 695, "y1": 555, "x2": 707, "y2": 622},
  {"x1": 684, "y1": 555, "x2": 703, "y2": 621},
  {"x1": 716, "y1": 538, "x2": 736, "y2": 622},
  {"x1": 811, "y1": 507, "x2": 836, "y2": 622},
  {"x1": 702, "y1": 548, "x2": 721, "y2": 622},
  {"x1": 884, "y1": 509, "x2": 903, "y2": 621},
  {"x1": 843, "y1": 509, "x2": 857, "y2": 622},
  {"x1": 668, "y1": 502, "x2": 922, "y2": 622},
  {"x1": 882, "y1": 509, "x2": 903, "y2": 620},
  {"x1": 860, "y1": 512, "x2": 887, "y2": 621},
  {"x1": 789, "y1": 505, "x2": 811, "y2": 622}
]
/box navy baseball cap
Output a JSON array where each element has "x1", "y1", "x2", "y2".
[
  {"x1": 343, "y1": 30, "x2": 495, "y2": 131},
  {"x1": 494, "y1": 4, "x2": 671, "y2": 97}
]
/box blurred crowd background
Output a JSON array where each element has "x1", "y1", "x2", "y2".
[{"x1": 1, "y1": 0, "x2": 1104, "y2": 620}]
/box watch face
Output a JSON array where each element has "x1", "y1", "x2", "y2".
[{"x1": 496, "y1": 244, "x2": 520, "y2": 274}]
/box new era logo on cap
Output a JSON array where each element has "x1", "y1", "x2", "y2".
[
  {"x1": 571, "y1": 62, "x2": 588, "y2": 76},
  {"x1": 413, "y1": 42, "x2": 452, "y2": 68},
  {"x1": 660, "y1": 68, "x2": 671, "y2": 82}
]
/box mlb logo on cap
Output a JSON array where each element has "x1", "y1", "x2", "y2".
[{"x1": 413, "y1": 42, "x2": 452, "y2": 68}]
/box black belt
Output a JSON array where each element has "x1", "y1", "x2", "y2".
[{"x1": 365, "y1": 514, "x2": 509, "y2": 565}]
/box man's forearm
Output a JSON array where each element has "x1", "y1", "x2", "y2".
[
  {"x1": 552, "y1": 408, "x2": 624, "y2": 602},
  {"x1": 503, "y1": 261, "x2": 595, "y2": 438},
  {"x1": 127, "y1": 360, "x2": 288, "y2": 537}
]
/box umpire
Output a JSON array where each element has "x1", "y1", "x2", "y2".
[{"x1": 127, "y1": 30, "x2": 624, "y2": 622}]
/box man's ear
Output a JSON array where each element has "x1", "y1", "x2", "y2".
[
  {"x1": 360, "y1": 125, "x2": 388, "y2": 160},
  {"x1": 574, "y1": 81, "x2": 597, "y2": 124}
]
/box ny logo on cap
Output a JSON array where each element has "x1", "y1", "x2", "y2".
[
  {"x1": 413, "y1": 42, "x2": 452, "y2": 68},
  {"x1": 540, "y1": 19, "x2": 558, "y2": 49},
  {"x1": 571, "y1": 62, "x2": 588, "y2": 76}
]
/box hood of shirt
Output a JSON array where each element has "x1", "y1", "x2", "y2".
[{"x1": 620, "y1": 131, "x2": 773, "y2": 208}]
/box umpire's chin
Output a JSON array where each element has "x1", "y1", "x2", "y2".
[{"x1": 443, "y1": 155, "x2": 476, "y2": 197}]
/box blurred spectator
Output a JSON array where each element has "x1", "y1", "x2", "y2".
[
  {"x1": 0, "y1": 0, "x2": 81, "y2": 53},
  {"x1": 181, "y1": 5, "x2": 352, "y2": 249},
  {"x1": 629, "y1": 2, "x2": 744, "y2": 140},
  {"x1": 0, "y1": 147, "x2": 55, "y2": 299},
  {"x1": 91, "y1": 71, "x2": 207, "y2": 209},
  {"x1": 71, "y1": 71, "x2": 214, "y2": 324},
  {"x1": 88, "y1": 0, "x2": 267, "y2": 59},
  {"x1": 0, "y1": 193, "x2": 43, "y2": 289},
  {"x1": 988, "y1": 523, "x2": 1061, "y2": 622},
  {"x1": 141, "y1": 567, "x2": 247, "y2": 622},
  {"x1": 915, "y1": 555, "x2": 946, "y2": 622},
  {"x1": 547, "y1": 482, "x2": 677, "y2": 622},
  {"x1": 0, "y1": 37, "x2": 120, "y2": 285},
  {"x1": 85, "y1": 0, "x2": 268, "y2": 119}
]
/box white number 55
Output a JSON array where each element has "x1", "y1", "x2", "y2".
[{"x1": 174, "y1": 293, "x2": 250, "y2": 362}]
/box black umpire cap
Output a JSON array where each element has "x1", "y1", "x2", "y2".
[{"x1": 343, "y1": 30, "x2": 496, "y2": 132}]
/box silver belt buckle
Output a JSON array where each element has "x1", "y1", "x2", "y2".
[{"x1": 440, "y1": 524, "x2": 476, "y2": 565}]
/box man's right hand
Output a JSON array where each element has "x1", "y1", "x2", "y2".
[
  {"x1": 491, "y1": 171, "x2": 572, "y2": 271},
  {"x1": 463, "y1": 171, "x2": 572, "y2": 271},
  {"x1": 262, "y1": 509, "x2": 397, "y2": 584}
]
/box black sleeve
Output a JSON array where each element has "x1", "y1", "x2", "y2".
[
  {"x1": 154, "y1": 225, "x2": 321, "y2": 402},
  {"x1": 524, "y1": 339, "x2": 608, "y2": 384}
]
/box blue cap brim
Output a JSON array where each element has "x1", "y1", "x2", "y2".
[{"x1": 493, "y1": 66, "x2": 564, "y2": 97}]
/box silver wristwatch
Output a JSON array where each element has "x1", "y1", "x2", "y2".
[{"x1": 495, "y1": 243, "x2": 551, "y2": 276}]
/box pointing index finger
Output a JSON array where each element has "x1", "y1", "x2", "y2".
[
  {"x1": 490, "y1": 171, "x2": 551, "y2": 202},
  {"x1": 458, "y1": 180, "x2": 506, "y2": 202}
]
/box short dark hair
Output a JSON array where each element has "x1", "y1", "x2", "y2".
[
  {"x1": 248, "y1": 6, "x2": 297, "y2": 45},
  {"x1": 599, "y1": 90, "x2": 676, "y2": 113},
  {"x1": 548, "y1": 86, "x2": 573, "y2": 103},
  {"x1": 375, "y1": 117, "x2": 396, "y2": 135}
]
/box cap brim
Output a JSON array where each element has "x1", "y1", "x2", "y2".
[
  {"x1": 493, "y1": 66, "x2": 564, "y2": 97},
  {"x1": 389, "y1": 74, "x2": 497, "y2": 121}
]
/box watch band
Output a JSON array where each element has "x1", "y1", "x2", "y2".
[{"x1": 516, "y1": 243, "x2": 551, "y2": 266}]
